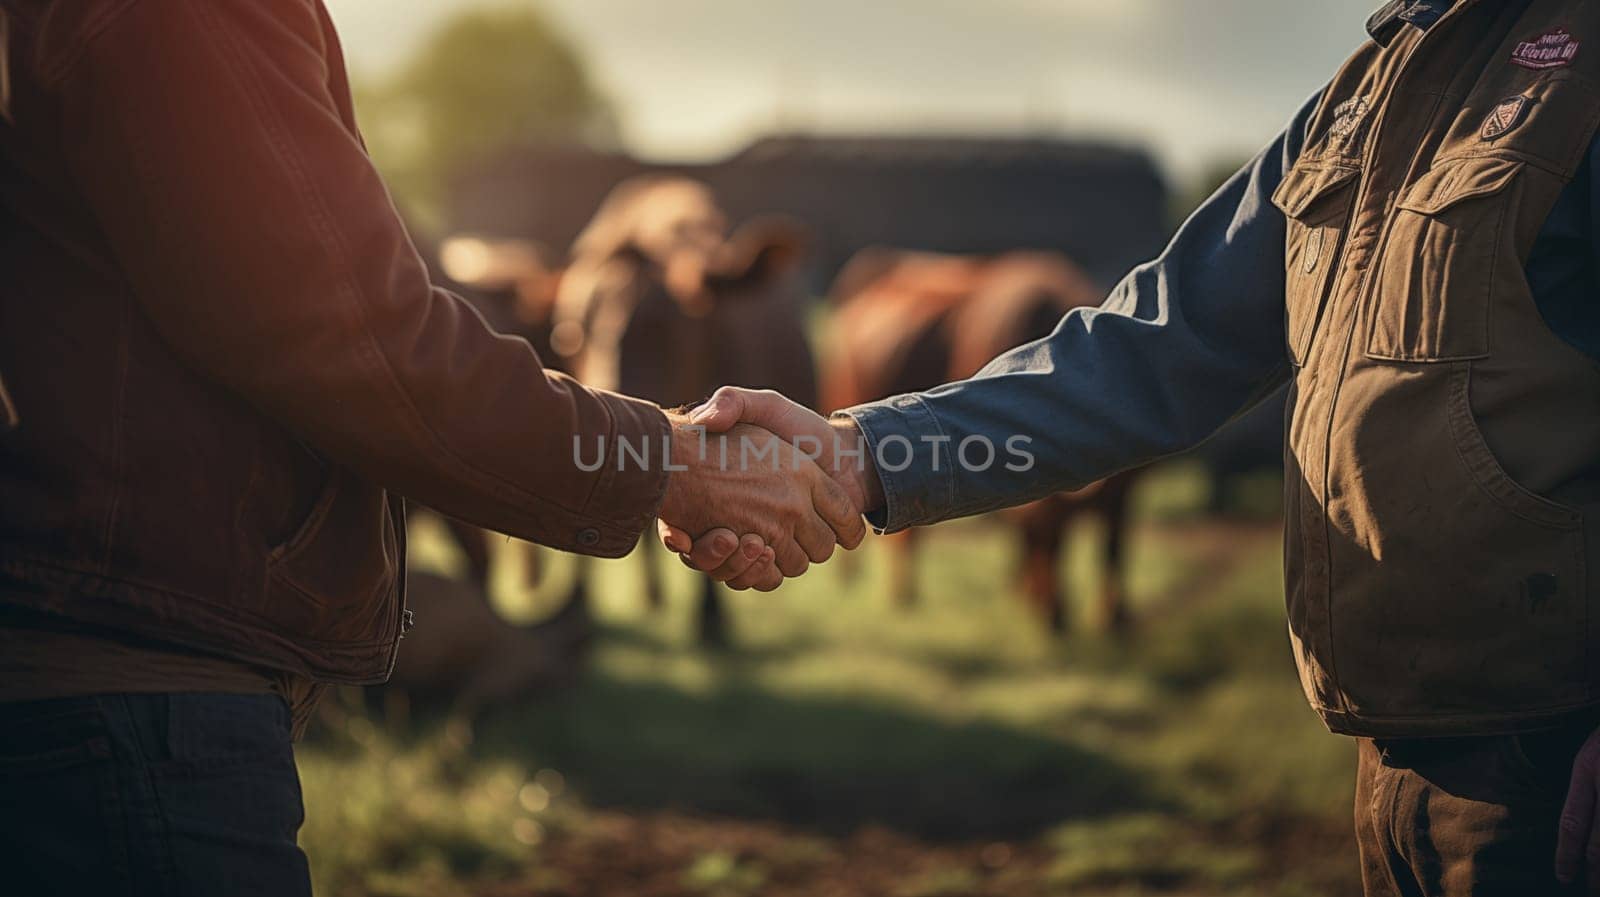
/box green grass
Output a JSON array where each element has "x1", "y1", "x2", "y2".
[{"x1": 298, "y1": 463, "x2": 1357, "y2": 896}]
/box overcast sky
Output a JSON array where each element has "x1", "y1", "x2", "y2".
[{"x1": 323, "y1": 0, "x2": 1380, "y2": 184}]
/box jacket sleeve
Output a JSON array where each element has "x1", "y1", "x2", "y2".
[
  {"x1": 52, "y1": 0, "x2": 668, "y2": 557},
  {"x1": 840, "y1": 88, "x2": 1326, "y2": 532}
]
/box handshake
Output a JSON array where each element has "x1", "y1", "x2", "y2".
[{"x1": 654, "y1": 387, "x2": 885, "y2": 590}]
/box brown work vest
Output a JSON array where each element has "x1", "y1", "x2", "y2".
[{"x1": 1274, "y1": 0, "x2": 1600, "y2": 737}]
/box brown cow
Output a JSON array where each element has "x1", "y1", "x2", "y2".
[
  {"x1": 550, "y1": 175, "x2": 820, "y2": 645},
  {"x1": 407, "y1": 230, "x2": 568, "y2": 593},
  {"x1": 825, "y1": 249, "x2": 1136, "y2": 633}
]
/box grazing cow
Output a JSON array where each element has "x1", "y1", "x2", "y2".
[
  {"x1": 408, "y1": 231, "x2": 569, "y2": 592},
  {"x1": 377, "y1": 570, "x2": 593, "y2": 723},
  {"x1": 550, "y1": 175, "x2": 820, "y2": 645},
  {"x1": 824, "y1": 249, "x2": 1137, "y2": 633}
]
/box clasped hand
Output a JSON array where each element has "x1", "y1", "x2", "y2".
[
  {"x1": 655, "y1": 411, "x2": 871, "y2": 590},
  {"x1": 656, "y1": 389, "x2": 885, "y2": 590}
]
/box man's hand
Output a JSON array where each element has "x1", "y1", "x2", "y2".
[
  {"x1": 655, "y1": 421, "x2": 866, "y2": 584},
  {"x1": 692, "y1": 388, "x2": 884, "y2": 512},
  {"x1": 1557, "y1": 726, "x2": 1600, "y2": 892},
  {"x1": 662, "y1": 388, "x2": 885, "y2": 586},
  {"x1": 658, "y1": 521, "x2": 783, "y2": 591}
]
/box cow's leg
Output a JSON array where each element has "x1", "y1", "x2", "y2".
[
  {"x1": 566, "y1": 554, "x2": 591, "y2": 615},
  {"x1": 1019, "y1": 501, "x2": 1069, "y2": 634},
  {"x1": 835, "y1": 538, "x2": 864, "y2": 585},
  {"x1": 696, "y1": 575, "x2": 730, "y2": 648},
  {"x1": 443, "y1": 517, "x2": 493, "y2": 589},
  {"x1": 637, "y1": 527, "x2": 668, "y2": 612},
  {"x1": 887, "y1": 529, "x2": 918, "y2": 609},
  {"x1": 382, "y1": 687, "x2": 411, "y2": 733},
  {"x1": 519, "y1": 540, "x2": 543, "y2": 591},
  {"x1": 1098, "y1": 477, "x2": 1135, "y2": 634}
]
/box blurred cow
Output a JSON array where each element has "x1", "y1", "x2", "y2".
[
  {"x1": 550, "y1": 175, "x2": 819, "y2": 645},
  {"x1": 825, "y1": 249, "x2": 1137, "y2": 633},
  {"x1": 407, "y1": 228, "x2": 568, "y2": 592}
]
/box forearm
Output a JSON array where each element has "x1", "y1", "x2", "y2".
[
  {"x1": 838, "y1": 91, "x2": 1322, "y2": 532},
  {"x1": 839, "y1": 287, "x2": 1290, "y2": 531}
]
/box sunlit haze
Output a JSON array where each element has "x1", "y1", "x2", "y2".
[{"x1": 324, "y1": 0, "x2": 1379, "y2": 184}]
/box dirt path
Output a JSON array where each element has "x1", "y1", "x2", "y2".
[{"x1": 479, "y1": 805, "x2": 1351, "y2": 897}]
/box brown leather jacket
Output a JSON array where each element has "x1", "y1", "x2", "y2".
[{"x1": 0, "y1": 0, "x2": 670, "y2": 683}]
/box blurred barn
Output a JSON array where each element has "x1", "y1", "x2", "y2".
[{"x1": 445, "y1": 134, "x2": 1169, "y2": 292}]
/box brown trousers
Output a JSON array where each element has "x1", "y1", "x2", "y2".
[{"x1": 1356, "y1": 721, "x2": 1595, "y2": 896}]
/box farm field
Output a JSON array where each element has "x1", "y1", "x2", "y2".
[{"x1": 297, "y1": 463, "x2": 1359, "y2": 896}]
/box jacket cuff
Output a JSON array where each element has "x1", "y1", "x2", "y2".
[
  {"x1": 835, "y1": 394, "x2": 958, "y2": 534},
  {"x1": 577, "y1": 390, "x2": 672, "y2": 557}
]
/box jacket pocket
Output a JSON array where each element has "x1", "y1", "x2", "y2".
[
  {"x1": 1324, "y1": 364, "x2": 1588, "y2": 721},
  {"x1": 1364, "y1": 156, "x2": 1522, "y2": 362},
  {"x1": 262, "y1": 467, "x2": 398, "y2": 643},
  {"x1": 1271, "y1": 162, "x2": 1359, "y2": 365},
  {"x1": 1445, "y1": 365, "x2": 1581, "y2": 530}
]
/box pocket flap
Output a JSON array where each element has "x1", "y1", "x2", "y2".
[
  {"x1": 1395, "y1": 156, "x2": 1523, "y2": 216},
  {"x1": 1271, "y1": 163, "x2": 1360, "y2": 219}
]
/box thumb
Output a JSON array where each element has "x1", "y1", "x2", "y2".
[{"x1": 688, "y1": 386, "x2": 751, "y2": 433}]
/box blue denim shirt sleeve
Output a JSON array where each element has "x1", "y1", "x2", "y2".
[{"x1": 840, "y1": 89, "x2": 1324, "y2": 532}]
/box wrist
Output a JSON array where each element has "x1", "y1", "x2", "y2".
[
  {"x1": 659, "y1": 417, "x2": 704, "y2": 525},
  {"x1": 829, "y1": 417, "x2": 884, "y2": 513}
]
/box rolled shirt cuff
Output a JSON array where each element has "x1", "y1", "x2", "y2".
[{"x1": 835, "y1": 394, "x2": 958, "y2": 533}]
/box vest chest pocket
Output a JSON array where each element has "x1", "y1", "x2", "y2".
[
  {"x1": 1365, "y1": 156, "x2": 1523, "y2": 362},
  {"x1": 1272, "y1": 163, "x2": 1359, "y2": 365}
]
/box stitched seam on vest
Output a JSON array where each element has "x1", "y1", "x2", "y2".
[{"x1": 1436, "y1": 147, "x2": 1586, "y2": 178}]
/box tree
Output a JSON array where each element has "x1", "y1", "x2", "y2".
[{"x1": 357, "y1": 5, "x2": 615, "y2": 227}]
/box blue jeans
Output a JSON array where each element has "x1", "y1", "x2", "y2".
[{"x1": 0, "y1": 693, "x2": 311, "y2": 896}]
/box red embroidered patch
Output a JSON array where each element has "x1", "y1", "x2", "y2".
[{"x1": 1511, "y1": 27, "x2": 1580, "y2": 70}]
